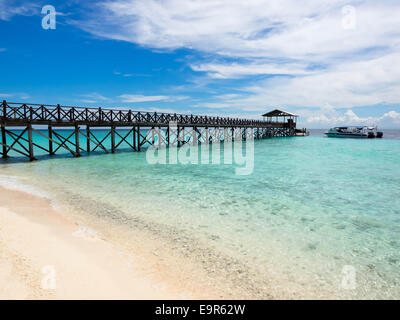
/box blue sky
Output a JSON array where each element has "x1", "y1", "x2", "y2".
[{"x1": 1, "y1": 0, "x2": 400, "y2": 128}]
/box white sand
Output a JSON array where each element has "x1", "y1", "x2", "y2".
[{"x1": 0, "y1": 186, "x2": 195, "y2": 299}]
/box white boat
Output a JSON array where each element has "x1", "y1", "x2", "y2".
[{"x1": 325, "y1": 126, "x2": 383, "y2": 138}]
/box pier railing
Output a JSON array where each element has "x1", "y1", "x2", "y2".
[
  {"x1": 1, "y1": 101, "x2": 286, "y2": 127},
  {"x1": 0, "y1": 100, "x2": 299, "y2": 161}
]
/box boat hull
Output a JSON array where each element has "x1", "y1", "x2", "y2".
[{"x1": 325, "y1": 133, "x2": 368, "y2": 138}]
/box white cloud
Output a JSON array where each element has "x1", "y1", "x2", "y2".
[
  {"x1": 298, "y1": 107, "x2": 400, "y2": 128},
  {"x1": 148, "y1": 107, "x2": 185, "y2": 114},
  {"x1": 191, "y1": 61, "x2": 313, "y2": 78},
  {"x1": 119, "y1": 94, "x2": 188, "y2": 102},
  {"x1": 80, "y1": 92, "x2": 110, "y2": 103},
  {"x1": 168, "y1": 95, "x2": 190, "y2": 102},
  {"x1": 0, "y1": 92, "x2": 31, "y2": 100},
  {"x1": 83, "y1": 0, "x2": 399, "y2": 61},
  {"x1": 215, "y1": 94, "x2": 241, "y2": 100},
  {"x1": 0, "y1": 48, "x2": 6, "y2": 52},
  {"x1": 78, "y1": 0, "x2": 400, "y2": 113},
  {"x1": 195, "y1": 51, "x2": 400, "y2": 111},
  {"x1": 0, "y1": 1, "x2": 39, "y2": 21},
  {"x1": 200, "y1": 102, "x2": 231, "y2": 109},
  {"x1": 119, "y1": 94, "x2": 170, "y2": 102}
]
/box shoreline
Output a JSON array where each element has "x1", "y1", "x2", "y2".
[
  {"x1": 0, "y1": 184, "x2": 201, "y2": 299},
  {"x1": 2, "y1": 167, "x2": 397, "y2": 300},
  {"x1": 0, "y1": 171, "x2": 272, "y2": 300},
  {"x1": 0, "y1": 172, "x2": 354, "y2": 300},
  {"x1": 0, "y1": 173, "x2": 291, "y2": 300}
]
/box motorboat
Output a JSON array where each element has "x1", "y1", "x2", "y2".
[{"x1": 325, "y1": 126, "x2": 383, "y2": 138}]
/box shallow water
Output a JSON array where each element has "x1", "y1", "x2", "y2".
[{"x1": 1, "y1": 129, "x2": 399, "y2": 298}]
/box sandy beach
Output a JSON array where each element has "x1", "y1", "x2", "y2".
[
  {"x1": 0, "y1": 185, "x2": 198, "y2": 300},
  {"x1": 0, "y1": 172, "x2": 269, "y2": 300}
]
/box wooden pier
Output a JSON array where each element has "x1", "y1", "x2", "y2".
[{"x1": 0, "y1": 101, "x2": 298, "y2": 161}]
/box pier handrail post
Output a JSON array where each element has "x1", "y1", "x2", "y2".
[
  {"x1": 99, "y1": 107, "x2": 102, "y2": 122},
  {"x1": 57, "y1": 104, "x2": 61, "y2": 121},
  {"x1": 41, "y1": 104, "x2": 45, "y2": 120}
]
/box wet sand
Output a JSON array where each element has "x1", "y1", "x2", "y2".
[{"x1": 0, "y1": 186, "x2": 199, "y2": 299}]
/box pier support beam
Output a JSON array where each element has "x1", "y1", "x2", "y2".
[
  {"x1": 137, "y1": 126, "x2": 140, "y2": 151},
  {"x1": 1, "y1": 123, "x2": 7, "y2": 158},
  {"x1": 86, "y1": 126, "x2": 90, "y2": 152},
  {"x1": 48, "y1": 125, "x2": 54, "y2": 155},
  {"x1": 111, "y1": 125, "x2": 116, "y2": 153},
  {"x1": 27, "y1": 124, "x2": 35, "y2": 161},
  {"x1": 151, "y1": 126, "x2": 155, "y2": 145},
  {"x1": 158, "y1": 126, "x2": 162, "y2": 149},
  {"x1": 167, "y1": 125, "x2": 170, "y2": 146},
  {"x1": 75, "y1": 125, "x2": 81, "y2": 157},
  {"x1": 133, "y1": 126, "x2": 136, "y2": 151}
]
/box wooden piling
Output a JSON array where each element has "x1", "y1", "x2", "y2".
[
  {"x1": 133, "y1": 127, "x2": 136, "y2": 151},
  {"x1": 137, "y1": 126, "x2": 140, "y2": 151},
  {"x1": 158, "y1": 126, "x2": 162, "y2": 149},
  {"x1": 86, "y1": 126, "x2": 90, "y2": 152},
  {"x1": 75, "y1": 125, "x2": 80, "y2": 157},
  {"x1": 1, "y1": 123, "x2": 7, "y2": 158},
  {"x1": 167, "y1": 125, "x2": 170, "y2": 146},
  {"x1": 111, "y1": 126, "x2": 116, "y2": 153},
  {"x1": 27, "y1": 124, "x2": 35, "y2": 161},
  {"x1": 48, "y1": 125, "x2": 54, "y2": 155}
]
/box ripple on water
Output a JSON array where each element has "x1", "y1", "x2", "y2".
[{"x1": 2, "y1": 133, "x2": 400, "y2": 299}]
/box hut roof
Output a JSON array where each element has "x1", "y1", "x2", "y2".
[{"x1": 262, "y1": 109, "x2": 298, "y2": 117}]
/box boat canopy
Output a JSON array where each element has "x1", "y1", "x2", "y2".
[{"x1": 335, "y1": 126, "x2": 365, "y2": 129}]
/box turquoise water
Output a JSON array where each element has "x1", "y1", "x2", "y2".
[{"x1": 1, "y1": 129, "x2": 400, "y2": 298}]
